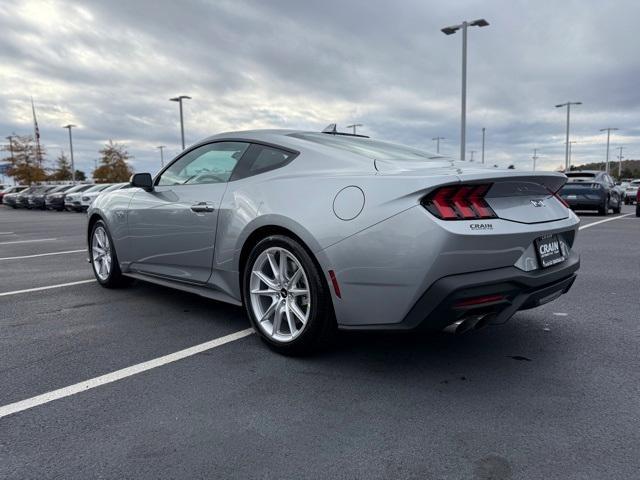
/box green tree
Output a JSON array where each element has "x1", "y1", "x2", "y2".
[
  {"x1": 93, "y1": 140, "x2": 133, "y2": 183},
  {"x1": 1, "y1": 134, "x2": 47, "y2": 185},
  {"x1": 49, "y1": 151, "x2": 73, "y2": 181},
  {"x1": 75, "y1": 169, "x2": 86, "y2": 182}
]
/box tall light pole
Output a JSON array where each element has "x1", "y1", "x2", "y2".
[
  {"x1": 470, "y1": 150, "x2": 476, "y2": 162},
  {"x1": 63, "y1": 124, "x2": 76, "y2": 184},
  {"x1": 616, "y1": 146, "x2": 624, "y2": 178},
  {"x1": 432, "y1": 136, "x2": 445, "y2": 153},
  {"x1": 555, "y1": 101, "x2": 582, "y2": 171},
  {"x1": 481, "y1": 127, "x2": 486, "y2": 164},
  {"x1": 532, "y1": 148, "x2": 539, "y2": 171},
  {"x1": 568, "y1": 140, "x2": 577, "y2": 170},
  {"x1": 346, "y1": 123, "x2": 363, "y2": 135},
  {"x1": 5, "y1": 135, "x2": 14, "y2": 162},
  {"x1": 442, "y1": 18, "x2": 489, "y2": 161},
  {"x1": 170, "y1": 95, "x2": 191, "y2": 150},
  {"x1": 599, "y1": 127, "x2": 618, "y2": 173},
  {"x1": 157, "y1": 145, "x2": 166, "y2": 168}
]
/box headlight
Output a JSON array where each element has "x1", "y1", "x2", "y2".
[{"x1": 82, "y1": 196, "x2": 90, "y2": 201}]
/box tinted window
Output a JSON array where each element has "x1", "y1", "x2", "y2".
[{"x1": 158, "y1": 142, "x2": 249, "y2": 186}]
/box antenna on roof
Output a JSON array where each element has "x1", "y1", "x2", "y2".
[{"x1": 322, "y1": 123, "x2": 337, "y2": 134}]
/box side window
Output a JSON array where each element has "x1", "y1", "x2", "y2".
[
  {"x1": 232, "y1": 144, "x2": 296, "y2": 180},
  {"x1": 157, "y1": 142, "x2": 249, "y2": 186}
]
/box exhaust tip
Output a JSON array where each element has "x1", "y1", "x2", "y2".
[{"x1": 444, "y1": 313, "x2": 494, "y2": 335}]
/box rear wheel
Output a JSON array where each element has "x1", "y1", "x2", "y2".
[
  {"x1": 612, "y1": 196, "x2": 622, "y2": 214},
  {"x1": 598, "y1": 197, "x2": 609, "y2": 216},
  {"x1": 243, "y1": 235, "x2": 335, "y2": 355},
  {"x1": 90, "y1": 220, "x2": 128, "y2": 288}
]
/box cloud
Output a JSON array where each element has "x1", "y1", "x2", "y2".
[{"x1": 1, "y1": 0, "x2": 639, "y2": 176}]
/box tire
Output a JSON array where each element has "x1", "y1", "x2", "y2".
[
  {"x1": 636, "y1": 205, "x2": 640, "y2": 217},
  {"x1": 612, "y1": 197, "x2": 622, "y2": 214},
  {"x1": 243, "y1": 235, "x2": 335, "y2": 355},
  {"x1": 89, "y1": 220, "x2": 129, "y2": 288},
  {"x1": 598, "y1": 198, "x2": 609, "y2": 216}
]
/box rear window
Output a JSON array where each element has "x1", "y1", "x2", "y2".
[{"x1": 289, "y1": 133, "x2": 439, "y2": 161}]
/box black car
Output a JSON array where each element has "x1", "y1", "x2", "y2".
[
  {"x1": 26, "y1": 186, "x2": 57, "y2": 209},
  {"x1": 15, "y1": 186, "x2": 41, "y2": 208},
  {"x1": 29, "y1": 185, "x2": 71, "y2": 209},
  {"x1": 46, "y1": 183, "x2": 93, "y2": 211},
  {"x1": 559, "y1": 171, "x2": 622, "y2": 216}
]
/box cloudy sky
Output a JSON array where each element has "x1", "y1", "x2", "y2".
[{"x1": 1, "y1": 0, "x2": 639, "y2": 176}]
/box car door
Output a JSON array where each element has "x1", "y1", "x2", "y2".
[{"x1": 127, "y1": 141, "x2": 250, "y2": 284}]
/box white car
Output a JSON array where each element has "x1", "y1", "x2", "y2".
[
  {"x1": 80, "y1": 183, "x2": 131, "y2": 210},
  {"x1": 66, "y1": 184, "x2": 110, "y2": 211},
  {"x1": 624, "y1": 180, "x2": 640, "y2": 204}
]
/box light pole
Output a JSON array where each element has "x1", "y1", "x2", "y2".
[
  {"x1": 616, "y1": 146, "x2": 624, "y2": 178},
  {"x1": 442, "y1": 18, "x2": 489, "y2": 161},
  {"x1": 346, "y1": 123, "x2": 363, "y2": 135},
  {"x1": 5, "y1": 135, "x2": 14, "y2": 162},
  {"x1": 599, "y1": 127, "x2": 618, "y2": 173},
  {"x1": 170, "y1": 95, "x2": 191, "y2": 150},
  {"x1": 532, "y1": 148, "x2": 539, "y2": 171},
  {"x1": 63, "y1": 124, "x2": 76, "y2": 184},
  {"x1": 157, "y1": 145, "x2": 166, "y2": 168},
  {"x1": 470, "y1": 150, "x2": 476, "y2": 162},
  {"x1": 567, "y1": 141, "x2": 577, "y2": 170},
  {"x1": 432, "y1": 136, "x2": 445, "y2": 153},
  {"x1": 481, "y1": 127, "x2": 486, "y2": 164},
  {"x1": 555, "y1": 102, "x2": 582, "y2": 171}
]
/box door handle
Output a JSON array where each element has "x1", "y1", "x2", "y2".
[{"x1": 190, "y1": 202, "x2": 216, "y2": 213}]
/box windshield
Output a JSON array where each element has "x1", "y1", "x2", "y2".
[{"x1": 289, "y1": 133, "x2": 440, "y2": 161}]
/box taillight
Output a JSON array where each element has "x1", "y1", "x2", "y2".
[
  {"x1": 548, "y1": 188, "x2": 569, "y2": 208},
  {"x1": 422, "y1": 183, "x2": 497, "y2": 220}
]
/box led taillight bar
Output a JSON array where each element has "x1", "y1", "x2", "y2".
[{"x1": 422, "y1": 183, "x2": 497, "y2": 220}]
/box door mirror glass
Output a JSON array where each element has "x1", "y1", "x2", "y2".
[{"x1": 130, "y1": 173, "x2": 154, "y2": 191}]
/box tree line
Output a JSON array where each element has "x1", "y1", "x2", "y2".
[{"x1": 1, "y1": 135, "x2": 134, "y2": 185}]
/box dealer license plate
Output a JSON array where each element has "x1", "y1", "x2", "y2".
[{"x1": 535, "y1": 234, "x2": 566, "y2": 268}]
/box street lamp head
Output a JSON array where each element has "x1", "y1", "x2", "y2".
[
  {"x1": 470, "y1": 18, "x2": 489, "y2": 27},
  {"x1": 441, "y1": 25, "x2": 459, "y2": 35},
  {"x1": 62, "y1": 124, "x2": 76, "y2": 129},
  {"x1": 170, "y1": 95, "x2": 192, "y2": 102}
]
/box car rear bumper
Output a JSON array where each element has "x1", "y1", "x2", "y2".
[{"x1": 340, "y1": 250, "x2": 580, "y2": 331}]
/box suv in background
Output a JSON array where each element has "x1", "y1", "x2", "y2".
[{"x1": 559, "y1": 171, "x2": 622, "y2": 215}]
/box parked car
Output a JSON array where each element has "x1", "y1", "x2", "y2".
[
  {"x1": 79, "y1": 183, "x2": 133, "y2": 210},
  {"x1": 78, "y1": 184, "x2": 116, "y2": 211},
  {"x1": 15, "y1": 186, "x2": 47, "y2": 208},
  {"x1": 28, "y1": 185, "x2": 72, "y2": 209},
  {"x1": 46, "y1": 184, "x2": 93, "y2": 211},
  {"x1": 0, "y1": 185, "x2": 27, "y2": 204},
  {"x1": 3, "y1": 188, "x2": 29, "y2": 208},
  {"x1": 559, "y1": 171, "x2": 622, "y2": 215},
  {"x1": 87, "y1": 129, "x2": 580, "y2": 354},
  {"x1": 637, "y1": 199, "x2": 640, "y2": 217},
  {"x1": 26, "y1": 186, "x2": 57, "y2": 209},
  {"x1": 66, "y1": 184, "x2": 109, "y2": 211},
  {"x1": 624, "y1": 179, "x2": 640, "y2": 204}
]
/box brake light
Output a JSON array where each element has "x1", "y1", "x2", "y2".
[
  {"x1": 548, "y1": 188, "x2": 569, "y2": 208},
  {"x1": 422, "y1": 183, "x2": 497, "y2": 220}
]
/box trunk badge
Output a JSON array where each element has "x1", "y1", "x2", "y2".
[{"x1": 530, "y1": 199, "x2": 545, "y2": 207}]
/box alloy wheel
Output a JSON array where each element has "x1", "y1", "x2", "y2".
[
  {"x1": 249, "y1": 247, "x2": 311, "y2": 343},
  {"x1": 92, "y1": 226, "x2": 113, "y2": 281}
]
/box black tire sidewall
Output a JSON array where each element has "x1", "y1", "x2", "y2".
[
  {"x1": 242, "y1": 235, "x2": 334, "y2": 354},
  {"x1": 90, "y1": 220, "x2": 123, "y2": 288}
]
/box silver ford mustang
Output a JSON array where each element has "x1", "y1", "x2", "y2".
[{"x1": 87, "y1": 128, "x2": 580, "y2": 354}]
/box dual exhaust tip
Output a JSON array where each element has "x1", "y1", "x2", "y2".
[{"x1": 443, "y1": 313, "x2": 496, "y2": 335}]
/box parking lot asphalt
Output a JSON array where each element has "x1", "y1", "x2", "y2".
[{"x1": 1, "y1": 206, "x2": 638, "y2": 479}]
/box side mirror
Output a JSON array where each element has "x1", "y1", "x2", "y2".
[{"x1": 130, "y1": 173, "x2": 154, "y2": 192}]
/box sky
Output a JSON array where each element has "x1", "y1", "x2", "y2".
[{"x1": 1, "y1": 0, "x2": 639, "y2": 178}]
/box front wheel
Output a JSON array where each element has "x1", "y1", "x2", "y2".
[
  {"x1": 90, "y1": 220, "x2": 128, "y2": 288},
  {"x1": 243, "y1": 235, "x2": 335, "y2": 355}
]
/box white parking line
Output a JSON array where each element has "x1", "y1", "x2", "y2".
[
  {"x1": 0, "y1": 232, "x2": 14, "y2": 235},
  {"x1": 578, "y1": 214, "x2": 632, "y2": 231},
  {"x1": 0, "y1": 328, "x2": 254, "y2": 419},
  {"x1": 0, "y1": 238, "x2": 57, "y2": 245},
  {"x1": 0, "y1": 249, "x2": 86, "y2": 261},
  {"x1": 0, "y1": 279, "x2": 95, "y2": 297}
]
